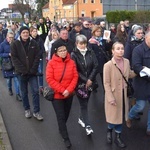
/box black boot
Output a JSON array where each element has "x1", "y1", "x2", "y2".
[
  {"x1": 8, "y1": 88, "x2": 13, "y2": 96},
  {"x1": 16, "y1": 94, "x2": 22, "y2": 101},
  {"x1": 114, "y1": 132, "x2": 126, "y2": 148},
  {"x1": 107, "y1": 128, "x2": 112, "y2": 144}
]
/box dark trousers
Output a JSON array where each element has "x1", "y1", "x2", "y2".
[
  {"x1": 77, "y1": 93, "x2": 91, "y2": 127},
  {"x1": 52, "y1": 96, "x2": 73, "y2": 139}
]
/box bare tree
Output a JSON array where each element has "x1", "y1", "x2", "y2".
[{"x1": 13, "y1": 0, "x2": 31, "y2": 20}]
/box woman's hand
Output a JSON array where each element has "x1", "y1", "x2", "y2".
[
  {"x1": 110, "y1": 100, "x2": 117, "y2": 106},
  {"x1": 86, "y1": 79, "x2": 92, "y2": 89},
  {"x1": 62, "y1": 90, "x2": 69, "y2": 97}
]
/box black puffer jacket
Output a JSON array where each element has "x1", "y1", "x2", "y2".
[{"x1": 71, "y1": 48, "x2": 98, "y2": 84}]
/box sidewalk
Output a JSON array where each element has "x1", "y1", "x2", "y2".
[{"x1": 0, "y1": 110, "x2": 12, "y2": 150}]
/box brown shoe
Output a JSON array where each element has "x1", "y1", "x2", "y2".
[{"x1": 126, "y1": 119, "x2": 132, "y2": 128}]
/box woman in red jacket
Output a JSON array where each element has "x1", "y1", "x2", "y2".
[{"x1": 46, "y1": 45, "x2": 78, "y2": 149}]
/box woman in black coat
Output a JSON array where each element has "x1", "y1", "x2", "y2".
[
  {"x1": 124, "y1": 25, "x2": 144, "y2": 66},
  {"x1": 88, "y1": 26, "x2": 109, "y2": 88},
  {"x1": 71, "y1": 34, "x2": 98, "y2": 136}
]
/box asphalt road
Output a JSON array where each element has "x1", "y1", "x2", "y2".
[{"x1": 0, "y1": 69, "x2": 150, "y2": 150}]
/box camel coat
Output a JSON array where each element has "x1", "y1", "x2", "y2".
[{"x1": 103, "y1": 57, "x2": 136, "y2": 124}]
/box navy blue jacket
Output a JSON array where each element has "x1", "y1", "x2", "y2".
[
  {"x1": 124, "y1": 36, "x2": 144, "y2": 66},
  {"x1": 0, "y1": 39, "x2": 14, "y2": 78},
  {"x1": 132, "y1": 41, "x2": 150, "y2": 100},
  {"x1": 0, "y1": 29, "x2": 7, "y2": 44},
  {"x1": 88, "y1": 42, "x2": 108, "y2": 73}
]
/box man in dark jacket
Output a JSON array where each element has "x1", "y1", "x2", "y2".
[
  {"x1": 126, "y1": 31, "x2": 150, "y2": 135},
  {"x1": 81, "y1": 21, "x2": 92, "y2": 41},
  {"x1": 68, "y1": 22, "x2": 82, "y2": 44},
  {"x1": 51, "y1": 28, "x2": 74, "y2": 58},
  {"x1": 10, "y1": 26, "x2": 43, "y2": 121}
]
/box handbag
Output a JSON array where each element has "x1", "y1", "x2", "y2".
[
  {"x1": 76, "y1": 83, "x2": 89, "y2": 99},
  {"x1": 88, "y1": 81, "x2": 99, "y2": 92},
  {"x1": 114, "y1": 64, "x2": 134, "y2": 98},
  {"x1": 2, "y1": 58, "x2": 13, "y2": 71},
  {"x1": 43, "y1": 63, "x2": 66, "y2": 101}
]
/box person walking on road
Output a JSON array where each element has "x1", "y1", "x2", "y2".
[
  {"x1": 30, "y1": 26, "x2": 45, "y2": 95},
  {"x1": 0, "y1": 32, "x2": 21, "y2": 101},
  {"x1": 71, "y1": 34, "x2": 98, "y2": 136},
  {"x1": 46, "y1": 44, "x2": 78, "y2": 149},
  {"x1": 50, "y1": 28, "x2": 74, "y2": 58},
  {"x1": 10, "y1": 26, "x2": 43, "y2": 121},
  {"x1": 126, "y1": 31, "x2": 150, "y2": 136},
  {"x1": 103, "y1": 42, "x2": 136, "y2": 148}
]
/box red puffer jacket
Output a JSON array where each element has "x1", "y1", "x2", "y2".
[{"x1": 46, "y1": 53, "x2": 78, "y2": 100}]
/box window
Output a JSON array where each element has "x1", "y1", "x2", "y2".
[
  {"x1": 81, "y1": 10, "x2": 85, "y2": 17},
  {"x1": 100, "y1": 0, "x2": 102, "y2": 3},
  {"x1": 83, "y1": 0, "x2": 87, "y2": 3},
  {"x1": 91, "y1": 0, "x2": 94, "y2": 3}
]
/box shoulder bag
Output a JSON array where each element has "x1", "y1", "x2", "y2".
[
  {"x1": 43, "y1": 63, "x2": 66, "y2": 101},
  {"x1": 2, "y1": 58, "x2": 13, "y2": 71},
  {"x1": 114, "y1": 63, "x2": 134, "y2": 98}
]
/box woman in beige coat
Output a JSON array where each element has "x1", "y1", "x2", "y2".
[{"x1": 103, "y1": 42, "x2": 135, "y2": 148}]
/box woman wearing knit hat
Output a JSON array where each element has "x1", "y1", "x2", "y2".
[{"x1": 46, "y1": 45, "x2": 78, "y2": 149}]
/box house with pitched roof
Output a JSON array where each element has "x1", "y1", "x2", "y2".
[{"x1": 42, "y1": 0, "x2": 103, "y2": 22}]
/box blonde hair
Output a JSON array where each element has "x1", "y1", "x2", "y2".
[
  {"x1": 91, "y1": 25, "x2": 101, "y2": 36},
  {"x1": 51, "y1": 31, "x2": 59, "y2": 40},
  {"x1": 112, "y1": 42, "x2": 124, "y2": 50}
]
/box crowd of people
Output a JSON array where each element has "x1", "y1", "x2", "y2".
[{"x1": 0, "y1": 17, "x2": 150, "y2": 149}]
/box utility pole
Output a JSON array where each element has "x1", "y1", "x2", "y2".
[{"x1": 135, "y1": 0, "x2": 137, "y2": 11}]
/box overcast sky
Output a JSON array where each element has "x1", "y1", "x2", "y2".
[{"x1": 0, "y1": 0, "x2": 13, "y2": 10}]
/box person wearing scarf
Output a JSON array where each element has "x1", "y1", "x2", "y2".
[{"x1": 71, "y1": 34, "x2": 98, "y2": 136}]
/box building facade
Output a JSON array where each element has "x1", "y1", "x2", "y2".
[
  {"x1": 103, "y1": 0, "x2": 150, "y2": 14},
  {"x1": 42, "y1": 0, "x2": 103, "y2": 22}
]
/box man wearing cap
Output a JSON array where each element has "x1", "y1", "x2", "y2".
[
  {"x1": 68, "y1": 22, "x2": 82, "y2": 44},
  {"x1": 10, "y1": 26, "x2": 43, "y2": 121}
]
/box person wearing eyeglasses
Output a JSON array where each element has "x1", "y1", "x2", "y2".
[
  {"x1": 80, "y1": 20, "x2": 92, "y2": 41},
  {"x1": 46, "y1": 44, "x2": 78, "y2": 149},
  {"x1": 0, "y1": 32, "x2": 21, "y2": 100}
]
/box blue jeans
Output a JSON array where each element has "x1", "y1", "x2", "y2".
[
  {"x1": 129, "y1": 100, "x2": 150, "y2": 130},
  {"x1": 38, "y1": 59, "x2": 43, "y2": 87},
  {"x1": 108, "y1": 123, "x2": 123, "y2": 133},
  {"x1": 17, "y1": 75, "x2": 40, "y2": 113},
  {"x1": 6, "y1": 77, "x2": 20, "y2": 94}
]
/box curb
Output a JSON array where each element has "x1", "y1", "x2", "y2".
[{"x1": 0, "y1": 111, "x2": 13, "y2": 150}]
